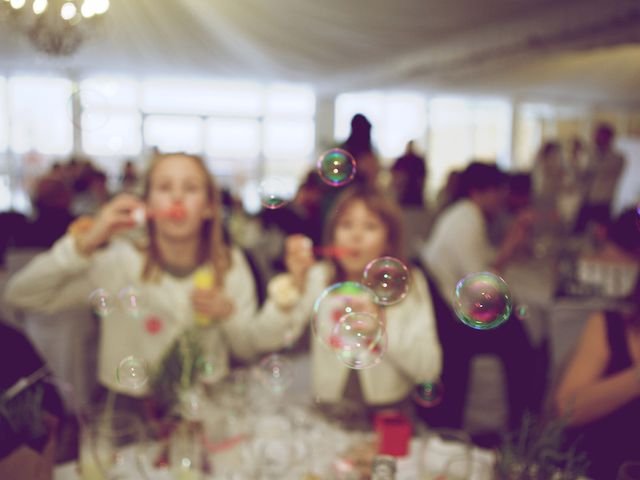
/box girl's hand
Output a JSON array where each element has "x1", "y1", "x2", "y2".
[
  {"x1": 191, "y1": 287, "x2": 234, "y2": 325},
  {"x1": 76, "y1": 194, "x2": 143, "y2": 255},
  {"x1": 284, "y1": 234, "x2": 315, "y2": 287}
]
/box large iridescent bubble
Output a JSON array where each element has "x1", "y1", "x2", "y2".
[
  {"x1": 454, "y1": 272, "x2": 512, "y2": 330},
  {"x1": 312, "y1": 281, "x2": 382, "y2": 347},
  {"x1": 330, "y1": 312, "x2": 387, "y2": 369},
  {"x1": 362, "y1": 256, "x2": 410, "y2": 305}
]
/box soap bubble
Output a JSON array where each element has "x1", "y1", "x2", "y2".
[
  {"x1": 257, "y1": 354, "x2": 293, "y2": 394},
  {"x1": 412, "y1": 380, "x2": 444, "y2": 408},
  {"x1": 330, "y1": 312, "x2": 387, "y2": 369},
  {"x1": 454, "y1": 272, "x2": 512, "y2": 330},
  {"x1": 117, "y1": 286, "x2": 144, "y2": 318},
  {"x1": 258, "y1": 177, "x2": 295, "y2": 210},
  {"x1": 89, "y1": 288, "x2": 114, "y2": 318},
  {"x1": 116, "y1": 356, "x2": 149, "y2": 390},
  {"x1": 312, "y1": 281, "x2": 382, "y2": 347},
  {"x1": 317, "y1": 149, "x2": 356, "y2": 187},
  {"x1": 67, "y1": 88, "x2": 110, "y2": 131},
  {"x1": 362, "y1": 256, "x2": 410, "y2": 305},
  {"x1": 514, "y1": 304, "x2": 529, "y2": 320}
]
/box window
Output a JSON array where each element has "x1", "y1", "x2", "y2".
[
  {"x1": 78, "y1": 77, "x2": 142, "y2": 157},
  {"x1": 0, "y1": 77, "x2": 7, "y2": 153},
  {"x1": 8, "y1": 76, "x2": 73, "y2": 155},
  {"x1": 335, "y1": 91, "x2": 427, "y2": 161},
  {"x1": 144, "y1": 115, "x2": 204, "y2": 154},
  {"x1": 82, "y1": 111, "x2": 142, "y2": 156},
  {"x1": 142, "y1": 78, "x2": 263, "y2": 116},
  {"x1": 428, "y1": 96, "x2": 511, "y2": 196}
]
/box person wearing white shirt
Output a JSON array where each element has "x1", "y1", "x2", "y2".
[
  {"x1": 3, "y1": 153, "x2": 261, "y2": 403},
  {"x1": 420, "y1": 162, "x2": 539, "y2": 434},
  {"x1": 256, "y1": 186, "x2": 442, "y2": 414}
]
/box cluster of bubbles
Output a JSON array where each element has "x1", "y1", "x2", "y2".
[
  {"x1": 309, "y1": 256, "x2": 413, "y2": 370},
  {"x1": 454, "y1": 271, "x2": 512, "y2": 330},
  {"x1": 88, "y1": 286, "x2": 145, "y2": 319}
]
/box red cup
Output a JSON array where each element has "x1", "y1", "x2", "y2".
[{"x1": 374, "y1": 410, "x2": 412, "y2": 457}]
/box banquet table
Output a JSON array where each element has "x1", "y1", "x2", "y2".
[{"x1": 51, "y1": 362, "x2": 497, "y2": 480}]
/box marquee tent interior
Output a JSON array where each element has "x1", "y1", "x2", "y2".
[{"x1": 0, "y1": 0, "x2": 639, "y2": 105}]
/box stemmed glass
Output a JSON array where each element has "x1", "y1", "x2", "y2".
[
  {"x1": 78, "y1": 407, "x2": 147, "y2": 480},
  {"x1": 420, "y1": 428, "x2": 472, "y2": 480}
]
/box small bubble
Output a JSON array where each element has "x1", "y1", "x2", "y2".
[{"x1": 317, "y1": 149, "x2": 356, "y2": 187}]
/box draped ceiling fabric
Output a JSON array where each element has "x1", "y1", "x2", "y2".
[{"x1": 0, "y1": 0, "x2": 639, "y2": 104}]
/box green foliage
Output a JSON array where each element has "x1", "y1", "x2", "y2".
[
  {"x1": 149, "y1": 330, "x2": 204, "y2": 413},
  {"x1": 496, "y1": 412, "x2": 590, "y2": 480}
]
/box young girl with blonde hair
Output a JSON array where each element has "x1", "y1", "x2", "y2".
[{"x1": 4, "y1": 153, "x2": 260, "y2": 399}]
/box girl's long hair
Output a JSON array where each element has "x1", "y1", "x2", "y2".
[
  {"x1": 141, "y1": 153, "x2": 230, "y2": 286},
  {"x1": 322, "y1": 186, "x2": 405, "y2": 284}
]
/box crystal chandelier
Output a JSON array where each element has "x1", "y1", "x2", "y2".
[{"x1": 1, "y1": 0, "x2": 109, "y2": 56}]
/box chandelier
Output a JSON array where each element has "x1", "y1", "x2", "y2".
[{"x1": 1, "y1": 0, "x2": 110, "y2": 56}]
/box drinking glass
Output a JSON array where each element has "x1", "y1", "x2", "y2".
[
  {"x1": 78, "y1": 408, "x2": 146, "y2": 480},
  {"x1": 420, "y1": 428, "x2": 472, "y2": 480}
]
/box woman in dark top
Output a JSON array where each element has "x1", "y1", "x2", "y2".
[{"x1": 555, "y1": 274, "x2": 640, "y2": 478}]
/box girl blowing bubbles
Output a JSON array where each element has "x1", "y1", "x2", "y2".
[
  {"x1": 4, "y1": 153, "x2": 260, "y2": 398},
  {"x1": 255, "y1": 186, "x2": 442, "y2": 411}
]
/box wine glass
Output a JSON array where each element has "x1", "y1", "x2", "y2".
[
  {"x1": 420, "y1": 428, "x2": 472, "y2": 480},
  {"x1": 78, "y1": 407, "x2": 147, "y2": 480}
]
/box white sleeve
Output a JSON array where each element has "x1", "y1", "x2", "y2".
[
  {"x1": 454, "y1": 210, "x2": 496, "y2": 275},
  {"x1": 218, "y1": 248, "x2": 259, "y2": 361},
  {"x1": 247, "y1": 265, "x2": 327, "y2": 354},
  {"x1": 384, "y1": 269, "x2": 442, "y2": 383},
  {"x1": 3, "y1": 235, "x2": 99, "y2": 314}
]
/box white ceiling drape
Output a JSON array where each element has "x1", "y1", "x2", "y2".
[{"x1": 0, "y1": 0, "x2": 639, "y2": 104}]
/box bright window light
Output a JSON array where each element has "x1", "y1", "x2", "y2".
[
  {"x1": 334, "y1": 91, "x2": 427, "y2": 160},
  {"x1": 144, "y1": 115, "x2": 203, "y2": 154},
  {"x1": 0, "y1": 77, "x2": 7, "y2": 152},
  {"x1": 142, "y1": 78, "x2": 263, "y2": 116},
  {"x1": 79, "y1": 77, "x2": 139, "y2": 109},
  {"x1": 264, "y1": 119, "x2": 315, "y2": 158},
  {"x1": 205, "y1": 118, "x2": 260, "y2": 158},
  {"x1": 82, "y1": 111, "x2": 141, "y2": 156},
  {"x1": 8, "y1": 76, "x2": 73, "y2": 155},
  {"x1": 266, "y1": 84, "x2": 316, "y2": 117}
]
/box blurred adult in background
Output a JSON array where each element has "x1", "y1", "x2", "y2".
[
  {"x1": 532, "y1": 141, "x2": 565, "y2": 238},
  {"x1": 488, "y1": 172, "x2": 533, "y2": 250},
  {"x1": 431, "y1": 169, "x2": 463, "y2": 224},
  {"x1": 419, "y1": 162, "x2": 539, "y2": 435},
  {"x1": 340, "y1": 113, "x2": 381, "y2": 189},
  {"x1": 20, "y1": 176, "x2": 76, "y2": 247},
  {"x1": 391, "y1": 140, "x2": 427, "y2": 208},
  {"x1": 119, "y1": 160, "x2": 140, "y2": 194},
  {"x1": 391, "y1": 140, "x2": 430, "y2": 263},
  {"x1": 555, "y1": 208, "x2": 640, "y2": 480},
  {"x1": 573, "y1": 123, "x2": 626, "y2": 233}
]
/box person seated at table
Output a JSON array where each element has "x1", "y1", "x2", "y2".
[
  {"x1": 3, "y1": 153, "x2": 261, "y2": 408},
  {"x1": 419, "y1": 161, "x2": 540, "y2": 435},
  {"x1": 554, "y1": 208, "x2": 640, "y2": 480},
  {"x1": 252, "y1": 186, "x2": 442, "y2": 420}
]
